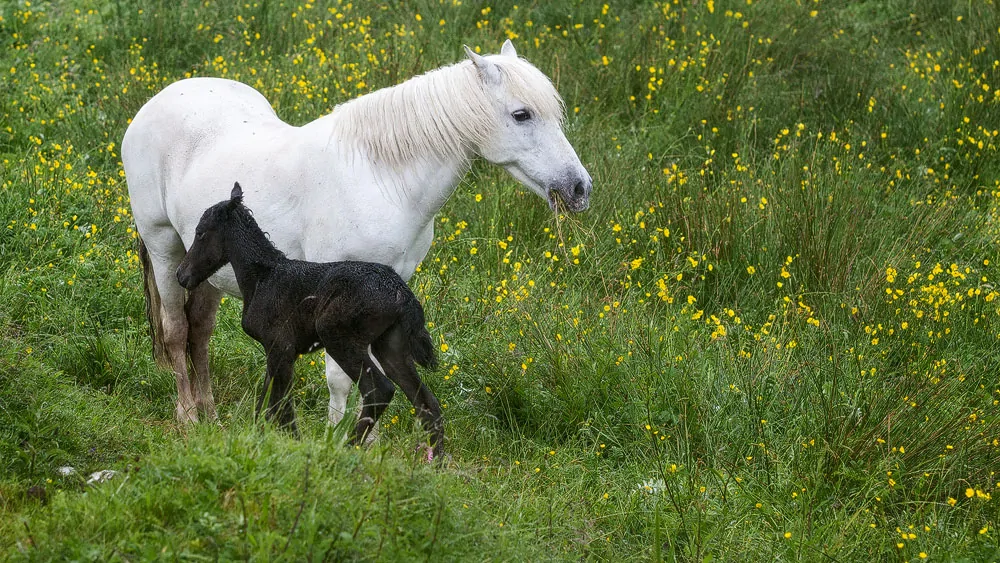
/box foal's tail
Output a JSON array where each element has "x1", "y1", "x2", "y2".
[
  {"x1": 138, "y1": 237, "x2": 170, "y2": 367},
  {"x1": 400, "y1": 295, "x2": 438, "y2": 370}
]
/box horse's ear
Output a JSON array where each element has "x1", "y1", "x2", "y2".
[
  {"x1": 464, "y1": 44, "x2": 501, "y2": 85},
  {"x1": 500, "y1": 39, "x2": 517, "y2": 58},
  {"x1": 230, "y1": 182, "x2": 244, "y2": 203}
]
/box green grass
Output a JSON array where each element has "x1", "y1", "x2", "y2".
[{"x1": 2, "y1": 0, "x2": 1000, "y2": 560}]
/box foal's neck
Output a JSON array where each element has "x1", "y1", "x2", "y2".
[{"x1": 226, "y1": 219, "x2": 285, "y2": 302}]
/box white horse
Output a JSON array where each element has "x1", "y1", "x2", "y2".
[{"x1": 122, "y1": 40, "x2": 592, "y2": 425}]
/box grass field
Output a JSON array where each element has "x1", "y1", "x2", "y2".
[{"x1": 2, "y1": 0, "x2": 1000, "y2": 560}]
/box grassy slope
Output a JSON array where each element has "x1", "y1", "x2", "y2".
[{"x1": 2, "y1": 0, "x2": 999, "y2": 560}]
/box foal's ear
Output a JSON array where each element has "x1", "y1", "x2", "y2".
[
  {"x1": 230, "y1": 182, "x2": 244, "y2": 203},
  {"x1": 464, "y1": 44, "x2": 501, "y2": 85}
]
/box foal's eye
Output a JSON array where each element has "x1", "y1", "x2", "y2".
[{"x1": 511, "y1": 109, "x2": 532, "y2": 122}]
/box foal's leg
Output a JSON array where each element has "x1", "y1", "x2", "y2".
[
  {"x1": 372, "y1": 326, "x2": 444, "y2": 457},
  {"x1": 185, "y1": 283, "x2": 221, "y2": 420},
  {"x1": 254, "y1": 365, "x2": 273, "y2": 423},
  {"x1": 353, "y1": 355, "x2": 396, "y2": 444},
  {"x1": 260, "y1": 345, "x2": 299, "y2": 435},
  {"x1": 326, "y1": 346, "x2": 395, "y2": 443},
  {"x1": 323, "y1": 341, "x2": 388, "y2": 445},
  {"x1": 147, "y1": 237, "x2": 198, "y2": 423}
]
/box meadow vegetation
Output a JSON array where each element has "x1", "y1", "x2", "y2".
[{"x1": 2, "y1": 0, "x2": 999, "y2": 560}]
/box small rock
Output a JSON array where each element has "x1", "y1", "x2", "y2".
[
  {"x1": 56, "y1": 466, "x2": 76, "y2": 477},
  {"x1": 26, "y1": 485, "x2": 47, "y2": 503},
  {"x1": 86, "y1": 470, "x2": 118, "y2": 485}
]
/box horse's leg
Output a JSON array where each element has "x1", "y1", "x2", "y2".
[
  {"x1": 147, "y1": 240, "x2": 199, "y2": 424},
  {"x1": 185, "y1": 283, "x2": 221, "y2": 420},
  {"x1": 372, "y1": 326, "x2": 443, "y2": 458},
  {"x1": 325, "y1": 353, "x2": 356, "y2": 424},
  {"x1": 262, "y1": 344, "x2": 298, "y2": 435}
]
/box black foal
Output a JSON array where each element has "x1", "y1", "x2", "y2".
[{"x1": 176, "y1": 182, "x2": 443, "y2": 457}]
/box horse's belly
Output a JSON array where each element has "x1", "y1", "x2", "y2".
[
  {"x1": 299, "y1": 205, "x2": 434, "y2": 283},
  {"x1": 200, "y1": 185, "x2": 432, "y2": 294}
]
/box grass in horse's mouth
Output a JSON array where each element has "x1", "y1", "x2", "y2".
[{"x1": 547, "y1": 189, "x2": 562, "y2": 211}]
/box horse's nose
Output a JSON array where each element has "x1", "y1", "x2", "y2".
[{"x1": 567, "y1": 175, "x2": 592, "y2": 212}]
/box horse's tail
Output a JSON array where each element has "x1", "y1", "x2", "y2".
[
  {"x1": 138, "y1": 237, "x2": 170, "y2": 367},
  {"x1": 400, "y1": 294, "x2": 437, "y2": 370}
]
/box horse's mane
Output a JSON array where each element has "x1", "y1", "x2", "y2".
[{"x1": 327, "y1": 56, "x2": 564, "y2": 169}]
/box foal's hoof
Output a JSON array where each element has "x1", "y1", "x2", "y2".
[
  {"x1": 363, "y1": 424, "x2": 380, "y2": 446},
  {"x1": 414, "y1": 443, "x2": 444, "y2": 465},
  {"x1": 350, "y1": 417, "x2": 376, "y2": 446}
]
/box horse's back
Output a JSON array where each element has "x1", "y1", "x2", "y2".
[
  {"x1": 125, "y1": 77, "x2": 278, "y2": 148},
  {"x1": 122, "y1": 78, "x2": 283, "y2": 186},
  {"x1": 123, "y1": 78, "x2": 293, "y2": 255}
]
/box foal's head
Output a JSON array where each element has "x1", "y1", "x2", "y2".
[{"x1": 176, "y1": 182, "x2": 247, "y2": 290}]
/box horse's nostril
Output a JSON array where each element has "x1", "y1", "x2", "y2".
[{"x1": 574, "y1": 181, "x2": 586, "y2": 198}]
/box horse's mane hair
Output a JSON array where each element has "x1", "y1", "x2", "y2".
[{"x1": 327, "y1": 56, "x2": 564, "y2": 168}]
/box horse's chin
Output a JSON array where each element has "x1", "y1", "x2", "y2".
[
  {"x1": 504, "y1": 165, "x2": 591, "y2": 212},
  {"x1": 176, "y1": 272, "x2": 198, "y2": 290},
  {"x1": 176, "y1": 266, "x2": 211, "y2": 291}
]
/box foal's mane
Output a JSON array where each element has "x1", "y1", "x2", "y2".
[
  {"x1": 230, "y1": 200, "x2": 286, "y2": 260},
  {"x1": 327, "y1": 55, "x2": 564, "y2": 169}
]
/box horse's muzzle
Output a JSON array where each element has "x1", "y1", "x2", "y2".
[{"x1": 548, "y1": 175, "x2": 592, "y2": 213}]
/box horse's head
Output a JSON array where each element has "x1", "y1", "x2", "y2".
[
  {"x1": 176, "y1": 182, "x2": 243, "y2": 289},
  {"x1": 466, "y1": 40, "x2": 592, "y2": 213}
]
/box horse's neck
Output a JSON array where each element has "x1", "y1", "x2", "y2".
[
  {"x1": 375, "y1": 157, "x2": 469, "y2": 217},
  {"x1": 307, "y1": 62, "x2": 479, "y2": 218}
]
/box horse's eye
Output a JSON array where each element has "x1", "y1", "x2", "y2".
[
  {"x1": 196, "y1": 232, "x2": 206, "y2": 241},
  {"x1": 512, "y1": 109, "x2": 532, "y2": 122}
]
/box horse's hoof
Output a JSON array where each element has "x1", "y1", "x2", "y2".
[
  {"x1": 199, "y1": 404, "x2": 219, "y2": 422},
  {"x1": 175, "y1": 405, "x2": 199, "y2": 424}
]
